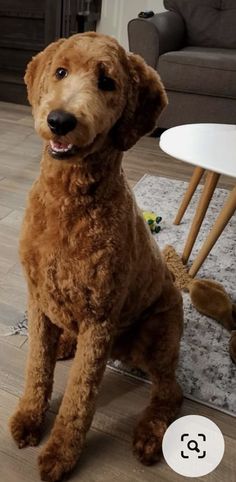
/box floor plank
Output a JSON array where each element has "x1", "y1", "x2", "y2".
[{"x1": 0, "y1": 204, "x2": 12, "y2": 220}]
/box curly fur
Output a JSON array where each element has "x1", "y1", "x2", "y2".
[{"x1": 9, "y1": 33, "x2": 183, "y2": 482}]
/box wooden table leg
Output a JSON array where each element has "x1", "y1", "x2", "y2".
[
  {"x1": 182, "y1": 171, "x2": 220, "y2": 264},
  {"x1": 189, "y1": 185, "x2": 236, "y2": 277},
  {"x1": 174, "y1": 166, "x2": 205, "y2": 225}
]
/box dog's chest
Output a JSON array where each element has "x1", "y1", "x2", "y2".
[{"x1": 20, "y1": 200, "x2": 116, "y2": 327}]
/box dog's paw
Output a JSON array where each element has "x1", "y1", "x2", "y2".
[
  {"x1": 9, "y1": 408, "x2": 43, "y2": 448},
  {"x1": 39, "y1": 445, "x2": 65, "y2": 482},
  {"x1": 133, "y1": 419, "x2": 167, "y2": 465},
  {"x1": 39, "y1": 438, "x2": 77, "y2": 482}
]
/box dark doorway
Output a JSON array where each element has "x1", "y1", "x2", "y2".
[{"x1": 0, "y1": 0, "x2": 102, "y2": 104}]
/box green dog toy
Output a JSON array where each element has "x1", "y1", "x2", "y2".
[{"x1": 143, "y1": 211, "x2": 162, "y2": 234}]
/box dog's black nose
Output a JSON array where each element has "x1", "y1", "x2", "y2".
[{"x1": 47, "y1": 110, "x2": 77, "y2": 136}]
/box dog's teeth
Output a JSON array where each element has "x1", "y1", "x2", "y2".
[{"x1": 50, "y1": 141, "x2": 73, "y2": 153}]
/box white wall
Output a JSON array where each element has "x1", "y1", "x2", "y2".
[
  {"x1": 148, "y1": 0, "x2": 165, "y2": 12},
  {"x1": 97, "y1": 0, "x2": 165, "y2": 51}
]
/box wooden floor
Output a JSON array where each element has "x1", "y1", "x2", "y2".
[{"x1": 0, "y1": 101, "x2": 235, "y2": 482}]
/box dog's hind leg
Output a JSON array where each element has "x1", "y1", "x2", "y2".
[
  {"x1": 133, "y1": 372, "x2": 182, "y2": 465},
  {"x1": 114, "y1": 302, "x2": 183, "y2": 465},
  {"x1": 9, "y1": 297, "x2": 61, "y2": 448}
]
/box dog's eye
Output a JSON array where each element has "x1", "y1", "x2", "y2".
[
  {"x1": 55, "y1": 68, "x2": 68, "y2": 80},
  {"x1": 98, "y1": 74, "x2": 116, "y2": 91}
]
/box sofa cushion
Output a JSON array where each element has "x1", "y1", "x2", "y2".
[
  {"x1": 164, "y1": 0, "x2": 236, "y2": 49},
  {"x1": 158, "y1": 47, "x2": 236, "y2": 98}
]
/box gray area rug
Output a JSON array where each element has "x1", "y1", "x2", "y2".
[{"x1": 7, "y1": 175, "x2": 236, "y2": 416}]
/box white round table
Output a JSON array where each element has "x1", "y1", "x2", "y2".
[{"x1": 160, "y1": 124, "x2": 236, "y2": 276}]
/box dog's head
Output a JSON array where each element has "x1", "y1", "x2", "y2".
[{"x1": 25, "y1": 32, "x2": 167, "y2": 160}]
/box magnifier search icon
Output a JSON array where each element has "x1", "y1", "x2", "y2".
[{"x1": 187, "y1": 440, "x2": 200, "y2": 453}]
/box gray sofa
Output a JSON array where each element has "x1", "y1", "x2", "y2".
[{"x1": 128, "y1": 0, "x2": 236, "y2": 128}]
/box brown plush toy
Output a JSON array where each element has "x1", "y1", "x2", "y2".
[
  {"x1": 189, "y1": 279, "x2": 236, "y2": 331},
  {"x1": 163, "y1": 245, "x2": 236, "y2": 363}
]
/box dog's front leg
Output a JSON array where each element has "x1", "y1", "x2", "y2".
[
  {"x1": 9, "y1": 297, "x2": 61, "y2": 448},
  {"x1": 38, "y1": 318, "x2": 114, "y2": 482}
]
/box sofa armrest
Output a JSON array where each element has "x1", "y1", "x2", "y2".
[{"x1": 128, "y1": 11, "x2": 185, "y2": 69}]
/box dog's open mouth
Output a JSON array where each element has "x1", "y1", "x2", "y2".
[
  {"x1": 48, "y1": 132, "x2": 103, "y2": 160},
  {"x1": 49, "y1": 140, "x2": 77, "y2": 159}
]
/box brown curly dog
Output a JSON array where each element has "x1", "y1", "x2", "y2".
[{"x1": 9, "y1": 32, "x2": 183, "y2": 482}]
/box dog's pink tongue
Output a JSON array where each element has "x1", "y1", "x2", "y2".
[
  {"x1": 50, "y1": 140, "x2": 74, "y2": 152},
  {"x1": 52, "y1": 141, "x2": 69, "y2": 149}
]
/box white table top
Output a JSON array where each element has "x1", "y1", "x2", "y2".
[{"x1": 159, "y1": 123, "x2": 236, "y2": 178}]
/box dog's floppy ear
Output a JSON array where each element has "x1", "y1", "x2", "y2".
[
  {"x1": 24, "y1": 39, "x2": 65, "y2": 108},
  {"x1": 112, "y1": 53, "x2": 168, "y2": 151}
]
